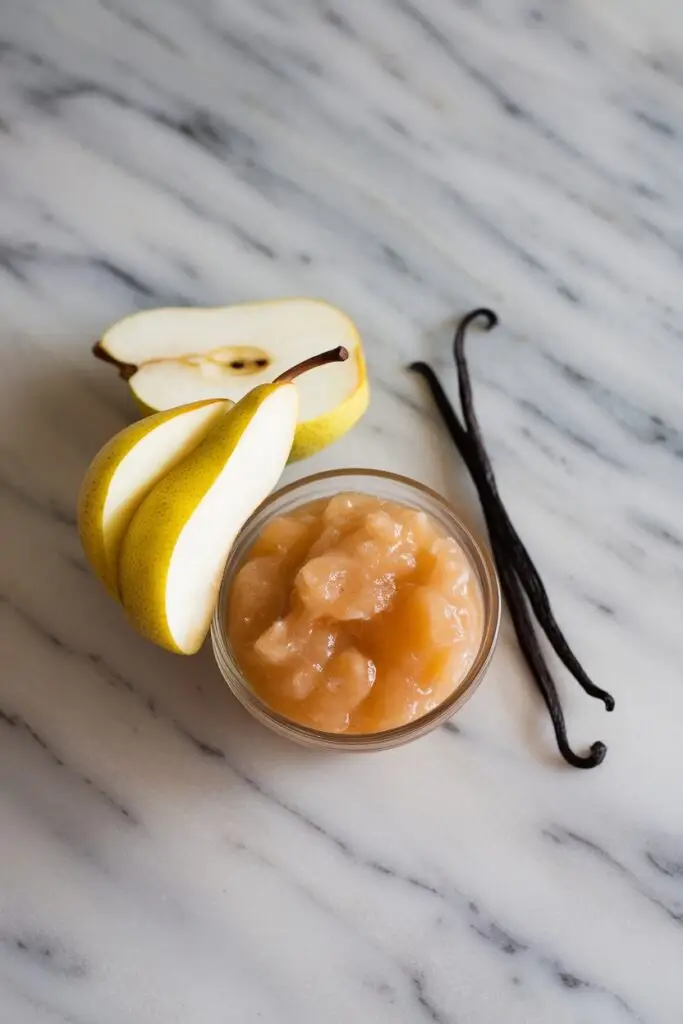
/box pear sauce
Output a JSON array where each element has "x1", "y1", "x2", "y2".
[{"x1": 227, "y1": 492, "x2": 484, "y2": 734}]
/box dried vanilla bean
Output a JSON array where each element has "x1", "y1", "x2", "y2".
[
  {"x1": 451, "y1": 310, "x2": 614, "y2": 711},
  {"x1": 409, "y1": 310, "x2": 613, "y2": 768}
]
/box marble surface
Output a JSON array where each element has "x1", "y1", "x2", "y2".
[{"x1": 1, "y1": 0, "x2": 683, "y2": 1020}]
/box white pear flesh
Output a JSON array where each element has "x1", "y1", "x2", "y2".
[
  {"x1": 99, "y1": 299, "x2": 369, "y2": 460},
  {"x1": 118, "y1": 383, "x2": 298, "y2": 655},
  {"x1": 78, "y1": 399, "x2": 230, "y2": 596}
]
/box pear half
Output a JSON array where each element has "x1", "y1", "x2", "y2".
[
  {"x1": 118, "y1": 384, "x2": 299, "y2": 655},
  {"x1": 78, "y1": 399, "x2": 231, "y2": 597},
  {"x1": 94, "y1": 298, "x2": 368, "y2": 461}
]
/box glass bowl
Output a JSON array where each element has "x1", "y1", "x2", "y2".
[{"x1": 211, "y1": 469, "x2": 500, "y2": 751}]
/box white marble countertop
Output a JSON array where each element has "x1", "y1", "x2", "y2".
[{"x1": 2, "y1": 1, "x2": 683, "y2": 1021}]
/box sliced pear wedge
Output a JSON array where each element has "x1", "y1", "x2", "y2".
[
  {"x1": 118, "y1": 347, "x2": 348, "y2": 655},
  {"x1": 93, "y1": 298, "x2": 369, "y2": 460},
  {"x1": 78, "y1": 399, "x2": 231, "y2": 596}
]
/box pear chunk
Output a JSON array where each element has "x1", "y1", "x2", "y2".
[
  {"x1": 78, "y1": 399, "x2": 231, "y2": 596},
  {"x1": 94, "y1": 298, "x2": 368, "y2": 460}
]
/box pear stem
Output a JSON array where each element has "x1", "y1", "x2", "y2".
[
  {"x1": 92, "y1": 341, "x2": 138, "y2": 380},
  {"x1": 274, "y1": 346, "x2": 349, "y2": 384}
]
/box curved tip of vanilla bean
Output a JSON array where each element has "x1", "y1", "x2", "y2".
[
  {"x1": 459, "y1": 308, "x2": 499, "y2": 333},
  {"x1": 561, "y1": 739, "x2": 607, "y2": 769},
  {"x1": 585, "y1": 741, "x2": 608, "y2": 767}
]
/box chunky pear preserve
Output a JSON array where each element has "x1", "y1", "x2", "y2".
[{"x1": 227, "y1": 493, "x2": 485, "y2": 733}]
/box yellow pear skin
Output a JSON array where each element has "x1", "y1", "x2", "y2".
[
  {"x1": 289, "y1": 345, "x2": 369, "y2": 461},
  {"x1": 78, "y1": 399, "x2": 230, "y2": 597},
  {"x1": 118, "y1": 384, "x2": 297, "y2": 654}
]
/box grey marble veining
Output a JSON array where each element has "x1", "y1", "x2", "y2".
[{"x1": 1, "y1": 0, "x2": 682, "y2": 1021}]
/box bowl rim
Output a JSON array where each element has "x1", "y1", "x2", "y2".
[{"x1": 211, "y1": 467, "x2": 501, "y2": 751}]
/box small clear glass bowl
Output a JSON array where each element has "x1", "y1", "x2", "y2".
[{"x1": 211, "y1": 469, "x2": 500, "y2": 751}]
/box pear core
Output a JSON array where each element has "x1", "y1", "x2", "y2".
[{"x1": 227, "y1": 492, "x2": 485, "y2": 733}]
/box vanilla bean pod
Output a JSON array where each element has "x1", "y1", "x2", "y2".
[
  {"x1": 408, "y1": 310, "x2": 613, "y2": 768},
  {"x1": 452, "y1": 309, "x2": 614, "y2": 712}
]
